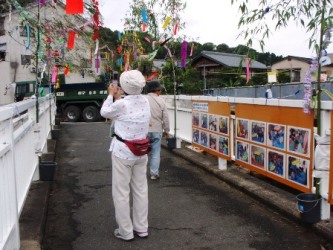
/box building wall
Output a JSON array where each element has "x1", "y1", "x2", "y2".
[{"x1": 0, "y1": 2, "x2": 99, "y2": 105}]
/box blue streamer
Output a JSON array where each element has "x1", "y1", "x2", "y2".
[
  {"x1": 141, "y1": 8, "x2": 148, "y2": 23},
  {"x1": 25, "y1": 23, "x2": 30, "y2": 49}
]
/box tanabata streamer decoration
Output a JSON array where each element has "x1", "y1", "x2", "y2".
[
  {"x1": 25, "y1": 23, "x2": 30, "y2": 49},
  {"x1": 303, "y1": 58, "x2": 318, "y2": 114},
  {"x1": 67, "y1": 30, "x2": 75, "y2": 49},
  {"x1": 173, "y1": 23, "x2": 178, "y2": 35},
  {"x1": 162, "y1": 17, "x2": 171, "y2": 29},
  {"x1": 190, "y1": 43, "x2": 194, "y2": 57},
  {"x1": 51, "y1": 66, "x2": 58, "y2": 83},
  {"x1": 246, "y1": 58, "x2": 250, "y2": 84},
  {"x1": 181, "y1": 41, "x2": 187, "y2": 68},
  {"x1": 66, "y1": 0, "x2": 84, "y2": 14},
  {"x1": 141, "y1": 8, "x2": 148, "y2": 23}
]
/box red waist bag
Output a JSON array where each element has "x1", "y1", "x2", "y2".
[{"x1": 114, "y1": 134, "x2": 151, "y2": 156}]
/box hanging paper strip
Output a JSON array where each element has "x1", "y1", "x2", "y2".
[
  {"x1": 190, "y1": 43, "x2": 194, "y2": 57},
  {"x1": 39, "y1": 0, "x2": 46, "y2": 5},
  {"x1": 162, "y1": 17, "x2": 172, "y2": 29},
  {"x1": 64, "y1": 64, "x2": 69, "y2": 75},
  {"x1": 246, "y1": 58, "x2": 251, "y2": 84},
  {"x1": 95, "y1": 57, "x2": 100, "y2": 73},
  {"x1": 51, "y1": 66, "x2": 58, "y2": 83},
  {"x1": 173, "y1": 23, "x2": 178, "y2": 35},
  {"x1": 66, "y1": 0, "x2": 84, "y2": 14},
  {"x1": 67, "y1": 30, "x2": 75, "y2": 49},
  {"x1": 141, "y1": 8, "x2": 148, "y2": 23},
  {"x1": 141, "y1": 22, "x2": 147, "y2": 32},
  {"x1": 147, "y1": 49, "x2": 159, "y2": 61},
  {"x1": 117, "y1": 31, "x2": 121, "y2": 41},
  {"x1": 25, "y1": 23, "x2": 30, "y2": 49},
  {"x1": 144, "y1": 37, "x2": 151, "y2": 43},
  {"x1": 147, "y1": 72, "x2": 159, "y2": 81},
  {"x1": 181, "y1": 41, "x2": 187, "y2": 68}
]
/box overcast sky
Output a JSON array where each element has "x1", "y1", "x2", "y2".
[{"x1": 99, "y1": 0, "x2": 326, "y2": 58}]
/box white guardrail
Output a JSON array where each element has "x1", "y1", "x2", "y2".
[{"x1": 0, "y1": 95, "x2": 56, "y2": 250}]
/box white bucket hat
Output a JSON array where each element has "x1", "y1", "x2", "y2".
[{"x1": 120, "y1": 70, "x2": 146, "y2": 95}]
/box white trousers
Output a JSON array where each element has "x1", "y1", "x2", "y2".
[{"x1": 111, "y1": 154, "x2": 149, "y2": 238}]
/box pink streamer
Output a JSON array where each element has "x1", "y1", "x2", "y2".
[
  {"x1": 181, "y1": 41, "x2": 187, "y2": 68},
  {"x1": 51, "y1": 67, "x2": 57, "y2": 83},
  {"x1": 190, "y1": 43, "x2": 194, "y2": 57},
  {"x1": 246, "y1": 58, "x2": 250, "y2": 84}
]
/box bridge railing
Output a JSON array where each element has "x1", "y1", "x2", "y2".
[
  {"x1": 0, "y1": 95, "x2": 56, "y2": 250},
  {"x1": 163, "y1": 94, "x2": 333, "y2": 221}
]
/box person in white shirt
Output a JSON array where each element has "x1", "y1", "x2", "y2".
[
  {"x1": 100, "y1": 70, "x2": 151, "y2": 241},
  {"x1": 265, "y1": 83, "x2": 273, "y2": 99},
  {"x1": 145, "y1": 81, "x2": 170, "y2": 180}
]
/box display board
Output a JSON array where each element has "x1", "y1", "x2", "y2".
[
  {"x1": 192, "y1": 101, "x2": 231, "y2": 161},
  {"x1": 235, "y1": 104, "x2": 314, "y2": 193}
]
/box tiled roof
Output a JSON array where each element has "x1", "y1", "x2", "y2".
[{"x1": 192, "y1": 50, "x2": 267, "y2": 69}]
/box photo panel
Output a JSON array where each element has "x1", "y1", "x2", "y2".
[
  {"x1": 192, "y1": 128, "x2": 200, "y2": 144},
  {"x1": 287, "y1": 155, "x2": 309, "y2": 187},
  {"x1": 218, "y1": 116, "x2": 229, "y2": 135},
  {"x1": 236, "y1": 140, "x2": 249, "y2": 163},
  {"x1": 218, "y1": 135, "x2": 229, "y2": 156},
  {"x1": 192, "y1": 112, "x2": 199, "y2": 127},
  {"x1": 208, "y1": 114, "x2": 218, "y2": 132},
  {"x1": 236, "y1": 119, "x2": 249, "y2": 140},
  {"x1": 267, "y1": 150, "x2": 285, "y2": 178},
  {"x1": 209, "y1": 133, "x2": 218, "y2": 151},
  {"x1": 200, "y1": 130, "x2": 208, "y2": 148},
  {"x1": 287, "y1": 126, "x2": 311, "y2": 157},
  {"x1": 251, "y1": 120, "x2": 266, "y2": 145},
  {"x1": 250, "y1": 145, "x2": 266, "y2": 169},
  {"x1": 200, "y1": 113, "x2": 208, "y2": 129},
  {"x1": 267, "y1": 123, "x2": 286, "y2": 150}
]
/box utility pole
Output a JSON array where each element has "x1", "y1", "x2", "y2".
[{"x1": 35, "y1": 0, "x2": 41, "y2": 123}]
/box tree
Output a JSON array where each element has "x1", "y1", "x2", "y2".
[{"x1": 231, "y1": 0, "x2": 332, "y2": 134}]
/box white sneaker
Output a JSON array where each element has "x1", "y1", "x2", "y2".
[
  {"x1": 134, "y1": 230, "x2": 148, "y2": 238},
  {"x1": 114, "y1": 229, "x2": 134, "y2": 241},
  {"x1": 151, "y1": 175, "x2": 160, "y2": 180}
]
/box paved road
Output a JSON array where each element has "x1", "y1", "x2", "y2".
[{"x1": 42, "y1": 123, "x2": 330, "y2": 250}]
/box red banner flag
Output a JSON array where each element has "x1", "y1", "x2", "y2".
[
  {"x1": 67, "y1": 30, "x2": 75, "y2": 49},
  {"x1": 66, "y1": 0, "x2": 84, "y2": 14}
]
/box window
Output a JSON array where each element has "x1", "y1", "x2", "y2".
[
  {"x1": 21, "y1": 55, "x2": 31, "y2": 65},
  {"x1": 0, "y1": 51, "x2": 5, "y2": 61},
  {"x1": 0, "y1": 17, "x2": 5, "y2": 36}
]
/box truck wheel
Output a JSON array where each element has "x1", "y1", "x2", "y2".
[
  {"x1": 82, "y1": 106, "x2": 101, "y2": 122},
  {"x1": 64, "y1": 105, "x2": 82, "y2": 122}
]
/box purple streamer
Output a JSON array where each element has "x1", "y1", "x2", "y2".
[{"x1": 181, "y1": 41, "x2": 187, "y2": 68}]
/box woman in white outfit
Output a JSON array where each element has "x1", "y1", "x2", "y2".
[{"x1": 100, "y1": 70, "x2": 151, "y2": 241}]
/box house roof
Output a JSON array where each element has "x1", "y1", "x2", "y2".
[
  {"x1": 191, "y1": 50, "x2": 267, "y2": 70},
  {"x1": 278, "y1": 55, "x2": 313, "y2": 64}
]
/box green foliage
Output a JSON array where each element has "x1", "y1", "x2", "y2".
[
  {"x1": 231, "y1": 0, "x2": 332, "y2": 55},
  {"x1": 277, "y1": 71, "x2": 290, "y2": 83}
]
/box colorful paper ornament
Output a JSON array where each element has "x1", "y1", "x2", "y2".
[
  {"x1": 162, "y1": 17, "x2": 172, "y2": 29},
  {"x1": 66, "y1": 0, "x2": 84, "y2": 14},
  {"x1": 25, "y1": 23, "x2": 30, "y2": 49},
  {"x1": 190, "y1": 43, "x2": 194, "y2": 57},
  {"x1": 67, "y1": 30, "x2": 75, "y2": 49},
  {"x1": 173, "y1": 23, "x2": 178, "y2": 35},
  {"x1": 181, "y1": 41, "x2": 187, "y2": 68},
  {"x1": 141, "y1": 8, "x2": 148, "y2": 23},
  {"x1": 246, "y1": 58, "x2": 251, "y2": 84},
  {"x1": 51, "y1": 66, "x2": 58, "y2": 83}
]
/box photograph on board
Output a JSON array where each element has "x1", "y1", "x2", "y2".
[
  {"x1": 236, "y1": 140, "x2": 249, "y2": 163},
  {"x1": 218, "y1": 135, "x2": 229, "y2": 156},
  {"x1": 251, "y1": 121, "x2": 266, "y2": 144},
  {"x1": 193, "y1": 128, "x2": 200, "y2": 144},
  {"x1": 267, "y1": 123, "x2": 286, "y2": 150},
  {"x1": 236, "y1": 119, "x2": 249, "y2": 140},
  {"x1": 218, "y1": 116, "x2": 229, "y2": 135},
  {"x1": 267, "y1": 150, "x2": 285, "y2": 177},
  {"x1": 200, "y1": 130, "x2": 208, "y2": 147},
  {"x1": 250, "y1": 145, "x2": 266, "y2": 169},
  {"x1": 287, "y1": 126, "x2": 311, "y2": 157},
  {"x1": 287, "y1": 155, "x2": 309, "y2": 186},
  {"x1": 208, "y1": 114, "x2": 218, "y2": 132},
  {"x1": 200, "y1": 113, "x2": 208, "y2": 129},
  {"x1": 209, "y1": 133, "x2": 217, "y2": 151},
  {"x1": 192, "y1": 112, "x2": 199, "y2": 127}
]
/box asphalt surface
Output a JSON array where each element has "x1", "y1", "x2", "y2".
[{"x1": 20, "y1": 122, "x2": 333, "y2": 250}]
